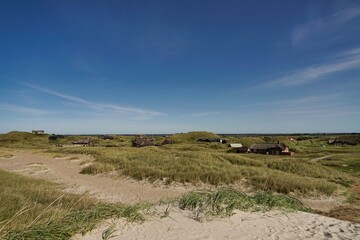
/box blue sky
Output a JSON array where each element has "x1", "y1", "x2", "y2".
[{"x1": 0, "y1": 0, "x2": 359, "y2": 134}]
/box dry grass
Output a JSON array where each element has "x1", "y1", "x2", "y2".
[
  {"x1": 0, "y1": 169, "x2": 146, "y2": 239},
  {"x1": 55, "y1": 143, "x2": 351, "y2": 195}
]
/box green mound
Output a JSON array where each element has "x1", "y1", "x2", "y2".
[
  {"x1": 170, "y1": 131, "x2": 220, "y2": 143},
  {"x1": 0, "y1": 131, "x2": 49, "y2": 148}
]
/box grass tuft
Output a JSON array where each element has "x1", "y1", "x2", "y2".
[
  {"x1": 0, "y1": 169, "x2": 146, "y2": 239},
  {"x1": 179, "y1": 188, "x2": 310, "y2": 221}
]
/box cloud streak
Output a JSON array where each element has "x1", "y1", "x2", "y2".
[
  {"x1": 249, "y1": 94, "x2": 342, "y2": 107},
  {"x1": 182, "y1": 112, "x2": 220, "y2": 117},
  {"x1": 21, "y1": 83, "x2": 164, "y2": 118},
  {"x1": 264, "y1": 48, "x2": 360, "y2": 87},
  {"x1": 0, "y1": 103, "x2": 52, "y2": 115},
  {"x1": 292, "y1": 5, "x2": 360, "y2": 46}
]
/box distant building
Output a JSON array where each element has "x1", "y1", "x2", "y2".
[
  {"x1": 132, "y1": 138, "x2": 156, "y2": 147},
  {"x1": 197, "y1": 138, "x2": 227, "y2": 143},
  {"x1": 249, "y1": 143, "x2": 293, "y2": 155},
  {"x1": 229, "y1": 143, "x2": 243, "y2": 148},
  {"x1": 32, "y1": 130, "x2": 45, "y2": 134},
  {"x1": 328, "y1": 138, "x2": 357, "y2": 146}
]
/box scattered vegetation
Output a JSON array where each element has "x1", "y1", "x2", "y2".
[
  {"x1": 179, "y1": 188, "x2": 310, "y2": 221},
  {"x1": 0, "y1": 131, "x2": 359, "y2": 236},
  {"x1": 56, "y1": 145, "x2": 350, "y2": 195},
  {"x1": 0, "y1": 169, "x2": 146, "y2": 239},
  {"x1": 80, "y1": 163, "x2": 115, "y2": 175}
]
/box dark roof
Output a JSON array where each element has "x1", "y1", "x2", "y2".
[
  {"x1": 132, "y1": 138, "x2": 155, "y2": 147},
  {"x1": 329, "y1": 138, "x2": 358, "y2": 145},
  {"x1": 197, "y1": 138, "x2": 222, "y2": 142},
  {"x1": 249, "y1": 143, "x2": 287, "y2": 150},
  {"x1": 48, "y1": 134, "x2": 65, "y2": 140}
]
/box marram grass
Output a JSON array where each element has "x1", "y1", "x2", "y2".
[
  {"x1": 179, "y1": 188, "x2": 310, "y2": 221},
  {"x1": 0, "y1": 169, "x2": 147, "y2": 240}
]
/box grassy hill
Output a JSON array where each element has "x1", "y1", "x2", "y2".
[{"x1": 170, "y1": 131, "x2": 220, "y2": 143}]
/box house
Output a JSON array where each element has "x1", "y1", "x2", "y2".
[
  {"x1": 132, "y1": 138, "x2": 156, "y2": 147},
  {"x1": 229, "y1": 143, "x2": 243, "y2": 148},
  {"x1": 197, "y1": 138, "x2": 227, "y2": 143},
  {"x1": 328, "y1": 138, "x2": 358, "y2": 146},
  {"x1": 249, "y1": 143, "x2": 293, "y2": 155},
  {"x1": 32, "y1": 130, "x2": 45, "y2": 134},
  {"x1": 229, "y1": 143, "x2": 249, "y2": 153},
  {"x1": 48, "y1": 134, "x2": 65, "y2": 140},
  {"x1": 235, "y1": 146, "x2": 249, "y2": 153}
]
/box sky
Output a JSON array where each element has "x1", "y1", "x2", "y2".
[{"x1": 0, "y1": 0, "x2": 360, "y2": 134}]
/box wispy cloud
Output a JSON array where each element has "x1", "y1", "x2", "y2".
[
  {"x1": 0, "y1": 103, "x2": 52, "y2": 115},
  {"x1": 183, "y1": 112, "x2": 220, "y2": 117},
  {"x1": 292, "y1": 5, "x2": 360, "y2": 46},
  {"x1": 249, "y1": 94, "x2": 342, "y2": 107},
  {"x1": 277, "y1": 109, "x2": 360, "y2": 116},
  {"x1": 264, "y1": 48, "x2": 360, "y2": 87},
  {"x1": 21, "y1": 82, "x2": 164, "y2": 118},
  {"x1": 244, "y1": 93, "x2": 360, "y2": 119}
]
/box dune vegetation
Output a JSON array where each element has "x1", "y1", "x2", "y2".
[
  {"x1": 0, "y1": 131, "x2": 359, "y2": 238},
  {"x1": 0, "y1": 169, "x2": 147, "y2": 239}
]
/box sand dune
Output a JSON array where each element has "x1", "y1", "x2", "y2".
[
  {"x1": 0, "y1": 151, "x2": 189, "y2": 203},
  {"x1": 1, "y1": 151, "x2": 360, "y2": 239},
  {"x1": 73, "y1": 208, "x2": 360, "y2": 240}
]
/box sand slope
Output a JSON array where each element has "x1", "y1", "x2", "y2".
[
  {"x1": 73, "y1": 208, "x2": 360, "y2": 240},
  {"x1": 0, "y1": 151, "x2": 189, "y2": 203}
]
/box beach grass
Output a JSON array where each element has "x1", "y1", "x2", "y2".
[
  {"x1": 0, "y1": 131, "x2": 357, "y2": 196},
  {"x1": 56, "y1": 144, "x2": 350, "y2": 195},
  {"x1": 179, "y1": 188, "x2": 310, "y2": 221},
  {"x1": 0, "y1": 169, "x2": 146, "y2": 239}
]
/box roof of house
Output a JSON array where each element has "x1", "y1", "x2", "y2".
[
  {"x1": 229, "y1": 143, "x2": 243, "y2": 148},
  {"x1": 132, "y1": 138, "x2": 155, "y2": 147},
  {"x1": 249, "y1": 143, "x2": 287, "y2": 150}
]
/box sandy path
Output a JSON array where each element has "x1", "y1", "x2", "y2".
[
  {"x1": 0, "y1": 151, "x2": 189, "y2": 204},
  {"x1": 73, "y1": 208, "x2": 360, "y2": 240},
  {"x1": 308, "y1": 154, "x2": 338, "y2": 163}
]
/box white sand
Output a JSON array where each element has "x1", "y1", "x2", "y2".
[{"x1": 73, "y1": 208, "x2": 360, "y2": 240}]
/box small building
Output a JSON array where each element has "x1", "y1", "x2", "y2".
[
  {"x1": 32, "y1": 130, "x2": 45, "y2": 134},
  {"x1": 328, "y1": 138, "x2": 357, "y2": 146},
  {"x1": 229, "y1": 143, "x2": 248, "y2": 153},
  {"x1": 235, "y1": 146, "x2": 249, "y2": 153},
  {"x1": 132, "y1": 138, "x2": 156, "y2": 147},
  {"x1": 197, "y1": 138, "x2": 227, "y2": 143},
  {"x1": 249, "y1": 143, "x2": 293, "y2": 155},
  {"x1": 229, "y1": 143, "x2": 243, "y2": 148},
  {"x1": 48, "y1": 134, "x2": 65, "y2": 140}
]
